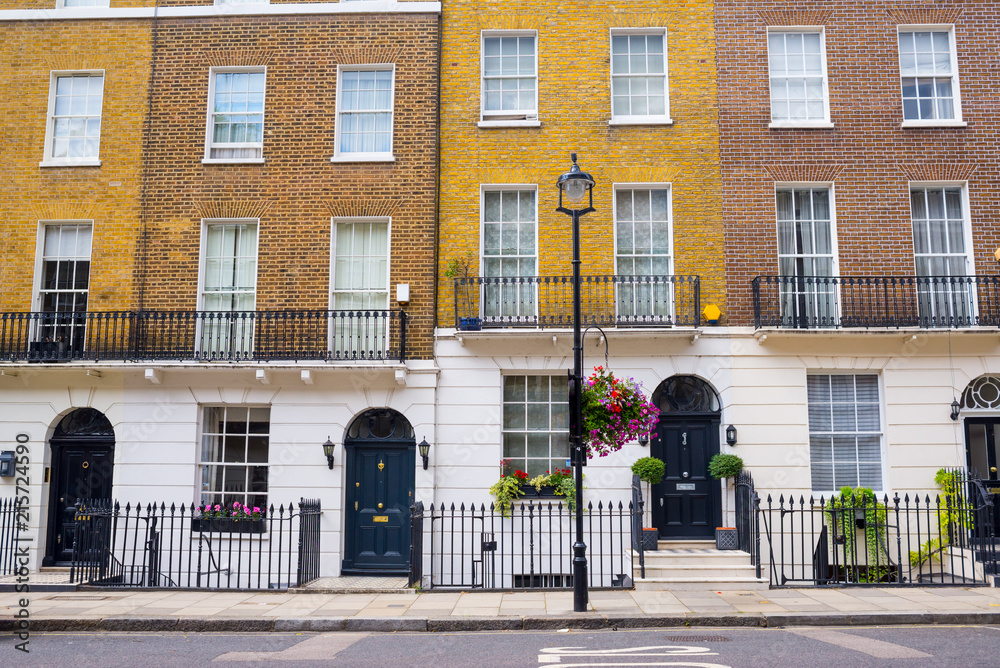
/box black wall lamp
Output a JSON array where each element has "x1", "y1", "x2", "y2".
[
  {"x1": 951, "y1": 399, "x2": 961, "y2": 422},
  {"x1": 322, "y1": 437, "x2": 335, "y2": 469},
  {"x1": 638, "y1": 432, "x2": 649, "y2": 446},
  {"x1": 725, "y1": 424, "x2": 738, "y2": 446},
  {"x1": 419, "y1": 437, "x2": 431, "y2": 470}
]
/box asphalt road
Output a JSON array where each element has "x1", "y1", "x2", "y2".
[{"x1": 3, "y1": 626, "x2": 1000, "y2": 667}]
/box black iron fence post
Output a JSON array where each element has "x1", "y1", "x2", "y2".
[{"x1": 409, "y1": 501, "x2": 424, "y2": 589}]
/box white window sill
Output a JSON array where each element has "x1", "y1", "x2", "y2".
[
  {"x1": 608, "y1": 117, "x2": 674, "y2": 127},
  {"x1": 202, "y1": 158, "x2": 266, "y2": 165},
  {"x1": 477, "y1": 119, "x2": 541, "y2": 128},
  {"x1": 901, "y1": 120, "x2": 967, "y2": 128},
  {"x1": 39, "y1": 159, "x2": 101, "y2": 168},
  {"x1": 769, "y1": 121, "x2": 835, "y2": 130},
  {"x1": 330, "y1": 154, "x2": 395, "y2": 163}
]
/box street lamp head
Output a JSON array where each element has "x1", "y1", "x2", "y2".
[{"x1": 557, "y1": 153, "x2": 595, "y2": 210}]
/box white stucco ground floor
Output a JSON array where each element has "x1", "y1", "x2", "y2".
[{"x1": 2, "y1": 326, "x2": 999, "y2": 582}]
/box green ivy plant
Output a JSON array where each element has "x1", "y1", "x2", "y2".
[
  {"x1": 708, "y1": 453, "x2": 743, "y2": 480},
  {"x1": 489, "y1": 474, "x2": 525, "y2": 518},
  {"x1": 909, "y1": 468, "x2": 975, "y2": 568},
  {"x1": 826, "y1": 486, "x2": 889, "y2": 582}
]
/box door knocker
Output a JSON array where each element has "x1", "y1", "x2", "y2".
[
  {"x1": 82, "y1": 461, "x2": 89, "y2": 469},
  {"x1": 378, "y1": 460, "x2": 385, "y2": 471}
]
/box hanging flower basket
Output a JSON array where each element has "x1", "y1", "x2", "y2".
[{"x1": 582, "y1": 366, "x2": 659, "y2": 458}]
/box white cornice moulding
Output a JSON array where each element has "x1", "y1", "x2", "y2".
[{"x1": 0, "y1": 2, "x2": 441, "y2": 21}]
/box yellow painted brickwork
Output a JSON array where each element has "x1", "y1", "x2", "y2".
[
  {"x1": 438, "y1": 1, "x2": 726, "y2": 326},
  {"x1": 0, "y1": 20, "x2": 151, "y2": 313}
]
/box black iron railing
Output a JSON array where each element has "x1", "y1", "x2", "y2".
[
  {"x1": 0, "y1": 310, "x2": 405, "y2": 362},
  {"x1": 0, "y1": 498, "x2": 24, "y2": 577},
  {"x1": 630, "y1": 475, "x2": 645, "y2": 580},
  {"x1": 409, "y1": 501, "x2": 424, "y2": 588},
  {"x1": 70, "y1": 499, "x2": 322, "y2": 590},
  {"x1": 296, "y1": 499, "x2": 322, "y2": 586},
  {"x1": 752, "y1": 275, "x2": 1000, "y2": 329},
  {"x1": 416, "y1": 500, "x2": 637, "y2": 590},
  {"x1": 454, "y1": 275, "x2": 700, "y2": 328},
  {"x1": 759, "y1": 476, "x2": 998, "y2": 587},
  {"x1": 734, "y1": 470, "x2": 760, "y2": 576}
]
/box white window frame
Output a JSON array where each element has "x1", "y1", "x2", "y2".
[
  {"x1": 329, "y1": 217, "x2": 392, "y2": 358},
  {"x1": 908, "y1": 181, "x2": 976, "y2": 323},
  {"x1": 612, "y1": 183, "x2": 675, "y2": 320},
  {"x1": 56, "y1": 0, "x2": 110, "y2": 7},
  {"x1": 213, "y1": 0, "x2": 269, "y2": 6},
  {"x1": 501, "y1": 373, "x2": 571, "y2": 479},
  {"x1": 40, "y1": 70, "x2": 105, "y2": 168},
  {"x1": 897, "y1": 25, "x2": 965, "y2": 128},
  {"x1": 479, "y1": 30, "x2": 540, "y2": 128},
  {"x1": 197, "y1": 219, "x2": 260, "y2": 312},
  {"x1": 197, "y1": 405, "x2": 271, "y2": 512},
  {"x1": 31, "y1": 221, "x2": 94, "y2": 352},
  {"x1": 329, "y1": 216, "x2": 392, "y2": 311},
  {"x1": 806, "y1": 372, "x2": 888, "y2": 496},
  {"x1": 196, "y1": 219, "x2": 260, "y2": 357},
  {"x1": 608, "y1": 28, "x2": 672, "y2": 126},
  {"x1": 332, "y1": 64, "x2": 396, "y2": 163},
  {"x1": 480, "y1": 184, "x2": 539, "y2": 323},
  {"x1": 203, "y1": 66, "x2": 267, "y2": 164},
  {"x1": 774, "y1": 183, "x2": 841, "y2": 325},
  {"x1": 766, "y1": 27, "x2": 833, "y2": 129}
]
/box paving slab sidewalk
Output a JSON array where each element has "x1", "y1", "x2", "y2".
[{"x1": 4, "y1": 586, "x2": 1000, "y2": 632}]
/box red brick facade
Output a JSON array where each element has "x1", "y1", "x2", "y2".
[
  {"x1": 715, "y1": 2, "x2": 1000, "y2": 326},
  {"x1": 139, "y1": 14, "x2": 439, "y2": 359}
]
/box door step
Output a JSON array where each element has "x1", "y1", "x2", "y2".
[{"x1": 634, "y1": 542, "x2": 767, "y2": 590}]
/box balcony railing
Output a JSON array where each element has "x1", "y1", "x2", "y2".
[
  {"x1": 0, "y1": 310, "x2": 406, "y2": 362},
  {"x1": 752, "y1": 275, "x2": 1000, "y2": 329},
  {"x1": 453, "y1": 275, "x2": 700, "y2": 328}
]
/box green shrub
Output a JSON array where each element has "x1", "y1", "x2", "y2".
[
  {"x1": 708, "y1": 453, "x2": 743, "y2": 480},
  {"x1": 631, "y1": 457, "x2": 666, "y2": 486}
]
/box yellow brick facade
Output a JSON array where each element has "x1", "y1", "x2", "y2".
[
  {"x1": 437, "y1": 1, "x2": 725, "y2": 326},
  {"x1": 0, "y1": 20, "x2": 151, "y2": 313}
]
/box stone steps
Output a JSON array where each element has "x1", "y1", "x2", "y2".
[{"x1": 634, "y1": 540, "x2": 768, "y2": 590}]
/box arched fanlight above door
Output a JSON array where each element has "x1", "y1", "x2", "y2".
[
  {"x1": 52, "y1": 407, "x2": 115, "y2": 439},
  {"x1": 962, "y1": 375, "x2": 1000, "y2": 410},
  {"x1": 651, "y1": 376, "x2": 721, "y2": 414},
  {"x1": 346, "y1": 408, "x2": 414, "y2": 441}
]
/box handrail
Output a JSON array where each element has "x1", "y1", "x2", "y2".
[
  {"x1": 454, "y1": 274, "x2": 701, "y2": 328},
  {"x1": 752, "y1": 275, "x2": 1000, "y2": 329},
  {"x1": 0, "y1": 309, "x2": 406, "y2": 362}
]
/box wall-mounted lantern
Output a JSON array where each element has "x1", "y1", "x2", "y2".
[
  {"x1": 725, "y1": 424, "x2": 738, "y2": 446},
  {"x1": 322, "y1": 437, "x2": 335, "y2": 469},
  {"x1": 418, "y1": 438, "x2": 431, "y2": 470}
]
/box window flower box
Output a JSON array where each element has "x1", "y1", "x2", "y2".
[
  {"x1": 519, "y1": 484, "x2": 559, "y2": 498},
  {"x1": 192, "y1": 517, "x2": 266, "y2": 534}
]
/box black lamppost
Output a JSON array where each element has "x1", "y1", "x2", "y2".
[{"x1": 557, "y1": 153, "x2": 595, "y2": 613}]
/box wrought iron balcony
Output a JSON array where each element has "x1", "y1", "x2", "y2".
[
  {"x1": 453, "y1": 275, "x2": 700, "y2": 329},
  {"x1": 0, "y1": 309, "x2": 406, "y2": 363},
  {"x1": 752, "y1": 275, "x2": 1000, "y2": 329}
]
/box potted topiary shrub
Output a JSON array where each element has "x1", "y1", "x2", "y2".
[
  {"x1": 708, "y1": 453, "x2": 743, "y2": 550},
  {"x1": 631, "y1": 456, "x2": 665, "y2": 551},
  {"x1": 444, "y1": 252, "x2": 481, "y2": 331}
]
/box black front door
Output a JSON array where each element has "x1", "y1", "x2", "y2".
[
  {"x1": 650, "y1": 416, "x2": 720, "y2": 539},
  {"x1": 343, "y1": 443, "x2": 415, "y2": 574},
  {"x1": 965, "y1": 417, "x2": 1000, "y2": 528},
  {"x1": 45, "y1": 442, "x2": 114, "y2": 565}
]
